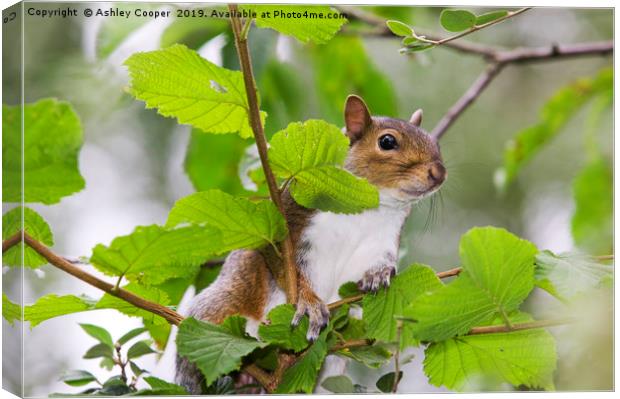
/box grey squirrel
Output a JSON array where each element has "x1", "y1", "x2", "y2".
[{"x1": 175, "y1": 95, "x2": 446, "y2": 394}]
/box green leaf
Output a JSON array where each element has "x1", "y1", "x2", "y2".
[
  {"x1": 60, "y1": 370, "x2": 98, "y2": 387},
  {"x1": 194, "y1": 265, "x2": 222, "y2": 292},
  {"x1": 495, "y1": 67, "x2": 613, "y2": 190},
  {"x1": 25, "y1": 294, "x2": 96, "y2": 328},
  {"x1": 100, "y1": 358, "x2": 115, "y2": 371},
  {"x1": 133, "y1": 376, "x2": 188, "y2": 395},
  {"x1": 3, "y1": 99, "x2": 85, "y2": 204},
  {"x1": 386, "y1": 20, "x2": 413, "y2": 37},
  {"x1": 90, "y1": 225, "x2": 220, "y2": 284},
  {"x1": 321, "y1": 375, "x2": 355, "y2": 393},
  {"x1": 269, "y1": 120, "x2": 379, "y2": 213},
  {"x1": 408, "y1": 227, "x2": 537, "y2": 342},
  {"x1": 338, "y1": 344, "x2": 392, "y2": 369},
  {"x1": 338, "y1": 281, "x2": 361, "y2": 299},
  {"x1": 96, "y1": 283, "x2": 170, "y2": 326},
  {"x1": 125, "y1": 44, "x2": 266, "y2": 139},
  {"x1": 363, "y1": 264, "x2": 442, "y2": 343},
  {"x1": 440, "y1": 9, "x2": 476, "y2": 32},
  {"x1": 2, "y1": 294, "x2": 21, "y2": 326},
  {"x1": 127, "y1": 340, "x2": 157, "y2": 359},
  {"x1": 97, "y1": 5, "x2": 151, "y2": 58},
  {"x1": 99, "y1": 376, "x2": 131, "y2": 395},
  {"x1": 258, "y1": 304, "x2": 309, "y2": 352},
  {"x1": 129, "y1": 361, "x2": 145, "y2": 377},
  {"x1": 376, "y1": 371, "x2": 402, "y2": 393},
  {"x1": 80, "y1": 323, "x2": 114, "y2": 348},
  {"x1": 424, "y1": 313, "x2": 557, "y2": 391},
  {"x1": 275, "y1": 331, "x2": 332, "y2": 393},
  {"x1": 117, "y1": 327, "x2": 148, "y2": 345},
  {"x1": 184, "y1": 130, "x2": 250, "y2": 195},
  {"x1": 176, "y1": 316, "x2": 265, "y2": 386},
  {"x1": 475, "y1": 10, "x2": 508, "y2": 25},
  {"x1": 166, "y1": 190, "x2": 287, "y2": 250},
  {"x1": 3, "y1": 207, "x2": 54, "y2": 268},
  {"x1": 249, "y1": 5, "x2": 347, "y2": 44},
  {"x1": 83, "y1": 343, "x2": 114, "y2": 359},
  {"x1": 571, "y1": 157, "x2": 612, "y2": 254},
  {"x1": 535, "y1": 251, "x2": 612, "y2": 301},
  {"x1": 312, "y1": 36, "x2": 398, "y2": 126}
]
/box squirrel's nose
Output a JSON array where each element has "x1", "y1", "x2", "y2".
[{"x1": 428, "y1": 163, "x2": 446, "y2": 184}]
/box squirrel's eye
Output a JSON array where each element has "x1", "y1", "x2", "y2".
[{"x1": 378, "y1": 134, "x2": 398, "y2": 150}]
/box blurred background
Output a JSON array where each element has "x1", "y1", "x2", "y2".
[{"x1": 2, "y1": 2, "x2": 613, "y2": 396}]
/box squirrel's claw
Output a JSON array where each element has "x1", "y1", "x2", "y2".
[
  {"x1": 358, "y1": 265, "x2": 396, "y2": 293},
  {"x1": 292, "y1": 297, "x2": 330, "y2": 342}
]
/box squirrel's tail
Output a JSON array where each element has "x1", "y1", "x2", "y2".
[{"x1": 174, "y1": 249, "x2": 270, "y2": 394}]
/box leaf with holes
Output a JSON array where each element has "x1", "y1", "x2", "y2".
[
  {"x1": 424, "y1": 313, "x2": 557, "y2": 391},
  {"x1": 407, "y1": 227, "x2": 537, "y2": 342},
  {"x1": 176, "y1": 316, "x2": 265, "y2": 386},
  {"x1": 125, "y1": 44, "x2": 266, "y2": 138},
  {"x1": 3, "y1": 99, "x2": 85, "y2": 204},
  {"x1": 166, "y1": 189, "x2": 287, "y2": 250},
  {"x1": 90, "y1": 224, "x2": 220, "y2": 284}
]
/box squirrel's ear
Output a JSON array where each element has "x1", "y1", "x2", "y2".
[
  {"x1": 344, "y1": 95, "x2": 372, "y2": 142},
  {"x1": 410, "y1": 109, "x2": 423, "y2": 126}
]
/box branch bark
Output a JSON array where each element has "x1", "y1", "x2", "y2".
[
  {"x1": 5, "y1": 231, "x2": 185, "y2": 326},
  {"x1": 228, "y1": 3, "x2": 298, "y2": 304}
]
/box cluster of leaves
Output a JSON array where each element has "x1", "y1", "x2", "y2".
[
  {"x1": 53, "y1": 324, "x2": 187, "y2": 396},
  {"x1": 386, "y1": 8, "x2": 511, "y2": 53}
]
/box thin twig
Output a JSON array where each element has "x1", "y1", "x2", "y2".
[
  {"x1": 467, "y1": 317, "x2": 576, "y2": 335},
  {"x1": 2, "y1": 231, "x2": 22, "y2": 252},
  {"x1": 431, "y1": 62, "x2": 503, "y2": 139},
  {"x1": 5, "y1": 232, "x2": 185, "y2": 326},
  {"x1": 392, "y1": 320, "x2": 403, "y2": 393},
  {"x1": 330, "y1": 338, "x2": 374, "y2": 352},
  {"x1": 435, "y1": 266, "x2": 463, "y2": 279},
  {"x1": 595, "y1": 255, "x2": 614, "y2": 262},
  {"x1": 228, "y1": 3, "x2": 298, "y2": 304}
]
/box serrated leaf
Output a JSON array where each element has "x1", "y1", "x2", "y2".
[
  {"x1": 3, "y1": 99, "x2": 85, "y2": 204},
  {"x1": 408, "y1": 227, "x2": 537, "y2": 342},
  {"x1": 96, "y1": 283, "x2": 169, "y2": 326},
  {"x1": 258, "y1": 304, "x2": 309, "y2": 352},
  {"x1": 363, "y1": 264, "x2": 442, "y2": 343},
  {"x1": 60, "y1": 370, "x2": 98, "y2": 387},
  {"x1": 176, "y1": 316, "x2": 265, "y2": 386},
  {"x1": 376, "y1": 371, "x2": 403, "y2": 393},
  {"x1": 248, "y1": 5, "x2": 347, "y2": 44},
  {"x1": 166, "y1": 190, "x2": 287, "y2": 250},
  {"x1": 440, "y1": 9, "x2": 476, "y2": 32},
  {"x1": 2, "y1": 294, "x2": 21, "y2": 326},
  {"x1": 133, "y1": 376, "x2": 188, "y2": 395},
  {"x1": 535, "y1": 251, "x2": 612, "y2": 301},
  {"x1": 127, "y1": 340, "x2": 157, "y2": 359},
  {"x1": 571, "y1": 157, "x2": 612, "y2": 254},
  {"x1": 117, "y1": 327, "x2": 148, "y2": 346},
  {"x1": 495, "y1": 68, "x2": 612, "y2": 190},
  {"x1": 386, "y1": 20, "x2": 413, "y2": 37},
  {"x1": 125, "y1": 44, "x2": 266, "y2": 138},
  {"x1": 80, "y1": 323, "x2": 114, "y2": 348},
  {"x1": 90, "y1": 224, "x2": 220, "y2": 284},
  {"x1": 275, "y1": 331, "x2": 332, "y2": 393},
  {"x1": 424, "y1": 313, "x2": 557, "y2": 391},
  {"x1": 24, "y1": 294, "x2": 96, "y2": 328},
  {"x1": 83, "y1": 343, "x2": 113, "y2": 359},
  {"x1": 3, "y1": 207, "x2": 54, "y2": 268},
  {"x1": 321, "y1": 375, "x2": 355, "y2": 393},
  {"x1": 475, "y1": 10, "x2": 508, "y2": 25}
]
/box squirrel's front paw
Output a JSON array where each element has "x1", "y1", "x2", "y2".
[
  {"x1": 291, "y1": 295, "x2": 330, "y2": 342},
  {"x1": 358, "y1": 265, "x2": 396, "y2": 293}
]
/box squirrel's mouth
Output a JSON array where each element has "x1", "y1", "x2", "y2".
[{"x1": 400, "y1": 182, "x2": 444, "y2": 199}]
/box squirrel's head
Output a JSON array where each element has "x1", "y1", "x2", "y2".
[{"x1": 343, "y1": 95, "x2": 446, "y2": 204}]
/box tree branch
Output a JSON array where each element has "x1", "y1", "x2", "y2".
[
  {"x1": 228, "y1": 3, "x2": 298, "y2": 304},
  {"x1": 4, "y1": 231, "x2": 185, "y2": 326}
]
